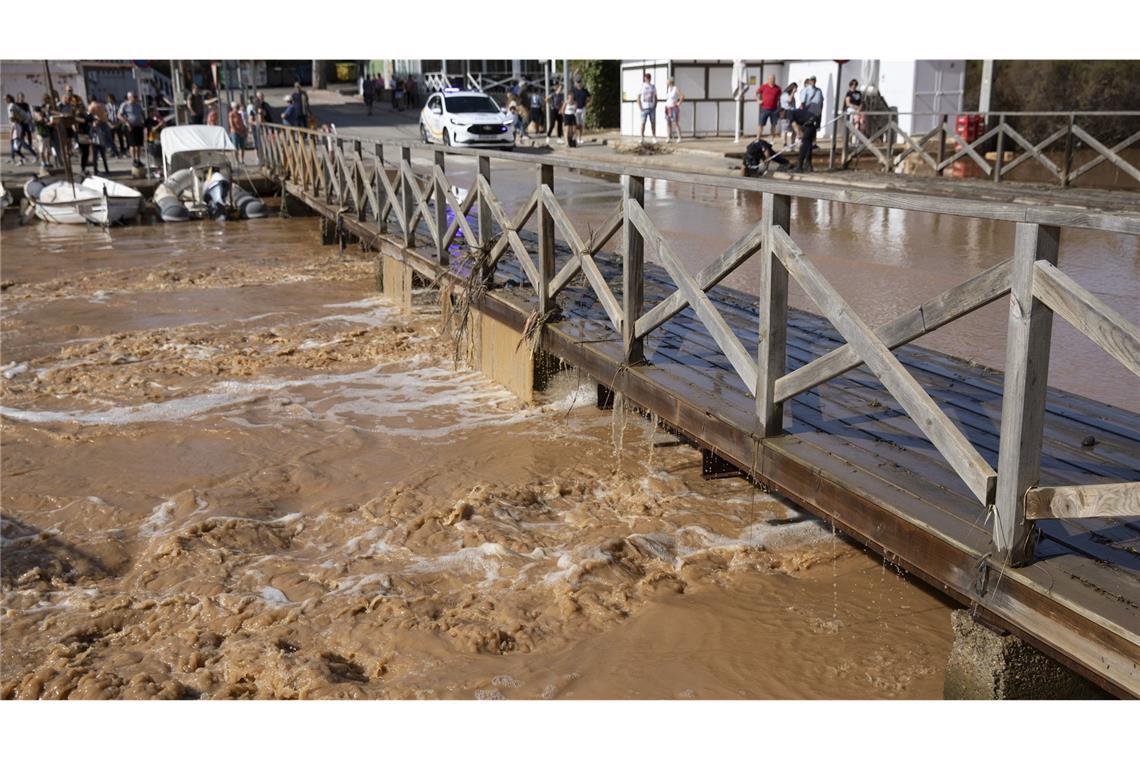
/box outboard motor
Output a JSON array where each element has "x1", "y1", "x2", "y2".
[{"x1": 203, "y1": 170, "x2": 232, "y2": 219}]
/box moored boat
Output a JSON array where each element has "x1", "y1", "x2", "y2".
[
  {"x1": 155, "y1": 125, "x2": 268, "y2": 222},
  {"x1": 22, "y1": 177, "x2": 142, "y2": 225}
]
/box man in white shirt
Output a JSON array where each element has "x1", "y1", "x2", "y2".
[{"x1": 637, "y1": 72, "x2": 658, "y2": 144}]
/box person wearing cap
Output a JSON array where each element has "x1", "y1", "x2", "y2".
[
  {"x1": 784, "y1": 106, "x2": 819, "y2": 173},
  {"x1": 282, "y1": 94, "x2": 302, "y2": 127}
]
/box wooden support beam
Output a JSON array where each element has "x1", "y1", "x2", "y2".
[
  {"x1": 628, "y1": 202, "x2": 758, "y2": 392},
  {"x1": 774, "y1": 258, "x2": 1012, "y2": 403},
  {"x1": 993, "y1": 116, "x2": 1006, "y2": 183},
  {"x1": 546, "y1": 203, "x2": 624, "y2": 300},
  {"x1": 994, "y1": 223, "x2": 1061, "y2": 565},
  {"x1": 635, "y1": 219, "x2": 765, "y2": 339},
  {"x1": 1032, "y1": 260, "x2": 1140, "y2": 378},
  {"x1": 756, "y1": 192, "x2": 791, "y2": 436},
  {"x1": 537, "y1": 164, "x2": 555, "y2": 314},
  {"x1": 1070, "y1": 125, "x2": 1140, "y2": 184},
  {"x1": 1025, "y1": 483, "x2": 1140, "y2": 520},
  {"x1": 542, "y1": 187, "x2": 622, "y2": 332},
  {"x1": 771, "y1": 227, "x2": 997, "y2": 506},
  {"x1": 401, "y1": 146, "x2": 414, "y2": 248},
  {"x1": 434, "y1": 149, "x2": 448, "y2": 265},
  {"x1": 478, "y1": 154, "x2": 493, "y2": 284},
  {"x1": 623, "y1": 174, "x2": 646, "y2": 364}
]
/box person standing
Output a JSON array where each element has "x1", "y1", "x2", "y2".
[
  {"x1": 405, "y1": 76, "x2": 417, "y2": 108},
  {"x1": 637, "y1": 72, "x2": 658, "y2": 144},
  {"x1": 562, "y1": 90, "x2": 579, "y2": 148},
  {"x1": 282, "y1": 94, "x2": 302, "y2": 127},
  {"x1": 664, "y1": 77, "x2": 684, "y2": 143},
  {"x1": 144, "y1": 106, "x2": 164, "y2": 172},
  {"x1": 801, "y1": 75, "x2": 824, "y2": 121},
  {"x1": 74, "y1": 100, "x2": 93, "y2": 175},
  {"x1": 843, "y1": 79, "x2": 864, "y2": 144},
  {"x1": 527, "y1": 87, "x2": 544, "y2": 137},
  {"x1": 6, "y1": 95, "x2": 31, "y2": 165},
  {"x1": 362, "y1": 74, "x2": 375, "y2": 116},
  {"x1": 186, "y1": 83, "x2": 204, "y2": 126},
  {"x1": 118, "y1": 91, "x2": 146, "y2": 167},
  {"x1": 756, "y1": 74, "x2": 782, "y2": 140},
  {"x1": 571, "y1": 76, "x2": 590, "y2": 126},
  {"x1": 778, "y1": 82, "x2": 798, "y2": 148},
  {"x1": 228, "y1": 101, "x2": 248, "y2": 164},
  {"x1": 393, "y1": 80, "x2": 404, "y2": 112},
  {"x1": 88, "y1": 98, "x2": 113, "y2": 174},
  {"x1": 293, "y1": 82, "x2": 310, "y2": 126},
  {"x1": 787, "y1": 107, "x2": 819, "y2": 173},
  {"x1": 545, "y1": 84, "x2": 565, "y2": 144}
]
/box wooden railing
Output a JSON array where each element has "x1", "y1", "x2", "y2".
[
  {"x1": 839, "y1": 111, "x2": 1140, "y2": 188},
  {"x1": 256, "y1": 122, "x2": 1140, "y2": 566}
]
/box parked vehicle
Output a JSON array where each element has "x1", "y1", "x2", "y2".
[{"x1": 419, "y1": 89, "x2": 514, "y2": 150}]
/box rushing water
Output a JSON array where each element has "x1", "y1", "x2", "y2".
[{"x1": 1, "y1": 216, "x2": 955, "y2": 699}]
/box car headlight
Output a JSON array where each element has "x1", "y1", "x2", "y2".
[{"x1": 451, "y1": 120, "x2": 470, "y2": 127}]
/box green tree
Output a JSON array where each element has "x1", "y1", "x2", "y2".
[{"x1": 570, "y1": 60, "x2": 621, "y2": 130}]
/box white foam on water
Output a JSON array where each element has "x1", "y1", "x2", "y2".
[
  {"x1": 403, "y1": 542, "x2": 517, "y2": 586},
  {"x1": 260, "y1": 586, "x2": 290, "y2": 605},
  {"x1": 139, "y1": 500, "x2": 177, "y2": 537}
]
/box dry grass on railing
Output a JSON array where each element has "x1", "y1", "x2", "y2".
[{"x1": 440, "y1": 254, "x2": 489, "y2": 364}]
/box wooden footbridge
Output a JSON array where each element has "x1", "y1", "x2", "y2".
[{"x1": 257, "y1": 123, "x2": 1140, "y2": 697}]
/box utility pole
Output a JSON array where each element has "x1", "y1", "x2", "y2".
[{"x1": 979, "y1": 59, "x2": 994, "y2": 113}]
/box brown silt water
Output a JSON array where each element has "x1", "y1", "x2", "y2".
[{"x1": 1, "y1": 215, "x2": 958, "y2": 699}]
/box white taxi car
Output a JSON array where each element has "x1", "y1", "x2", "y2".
[{"x1": 420, "y1": 89, "x2": 515, "y2": 150}]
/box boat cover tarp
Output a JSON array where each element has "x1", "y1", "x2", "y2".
[{"x1": 161, "y1": 126, "x2": 236, "y2": 175}]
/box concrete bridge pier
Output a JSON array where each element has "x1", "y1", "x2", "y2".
[{"x1": 943, "y1": 610, "x2": 1106, "y2": 699}]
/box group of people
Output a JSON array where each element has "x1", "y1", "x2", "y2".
[
  {"x1": 746, "y1": 74, "x2": 865, "y2": 174},
  {"x1": 6, "y1": 85, "x2": 158, "y2": 174},
  {"x1": 635, "y1": 72, "x2": 685, "y2": 144},
  {"x1": 359, "y1": 73, "x2": 418, "y2": 115},
  {"x1": 507, "y1": 78, "x2": 591, "y2": 148}
]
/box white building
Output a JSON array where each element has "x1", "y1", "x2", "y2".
[{"x1": 620, "y1": 59, "x2": 965, "y2": 140}]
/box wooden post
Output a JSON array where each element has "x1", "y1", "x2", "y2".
[
  {"x1": 840, "y1": 117, "x2": 849, "y2": 168},
  {"x1": 1062, "y1": 114, "x2": 1076, "y2": 188},
  {"x1": 375, "y1": 142, "x2": 386, "y2": 232},
  {"x1": 354, "y1": 139, "x2": 365, "y2": 221},
  {"x1": 993, "y1": 115, "x2": 1006, "y2": 184},
  {"x1": 883, "y1": 121, "x2": 893, "y2": 173},
  {"x1": 622, "y1": 174, "x2": 646, "y2": 364},
  {"x1": 993, "y1": 222, "x2": 1060, "y2": 566},
  {"x1": 401, "y1": 145, "x2": 414, "y2": 248},
  {"x1": 937, "y1": 115, "x2": 947, "y2": 175},
  {"x1": 537, "y1": 163, "x2": 555, "y2": 314},
  {"x1": 434, "y1": 149, "x2": 448, "y2": 266},
  {"x1": 756, "y1": 192, "x2": 791, "y2": 436},
  {"x1": 335, "y1": 138, "x2": 346, "y2": 205},
  {"x1": 478, "y1": 154, "x2": 494, "y2": 286}
]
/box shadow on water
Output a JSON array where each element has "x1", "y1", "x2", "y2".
[{"x1": 1, "y1": 517, "x2": 112, "y2": 587}]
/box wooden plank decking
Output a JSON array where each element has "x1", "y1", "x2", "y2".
[{"x1": 278, "y1": 156, "x2": 1140, "y2": 697}]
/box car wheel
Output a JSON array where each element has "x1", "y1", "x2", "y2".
[
  {"x1": 442, "y1": 130, "x2": 451, "y2": 147},
  {"x1": 420, "y1": 123, "x2": 430, "y2": 143}
]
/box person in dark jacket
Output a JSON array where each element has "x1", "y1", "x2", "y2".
[
  {"x1": 282, "y1": 94, "x2": 302, "y2": 127},
  {"x1": 741, "y1": 138, "x2": 789, "y2": 177}
]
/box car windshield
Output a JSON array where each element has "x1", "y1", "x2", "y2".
[{"x1": 445, "y1": 96, "x2": 501, "y2": 115}]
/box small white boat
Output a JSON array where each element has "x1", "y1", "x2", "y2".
[
  {"x1": 23, "y1": 176, "x2": 142, "y2": 225},
  {"x1": 154, "y1": 125, "x2": 268, "y2": 222}
]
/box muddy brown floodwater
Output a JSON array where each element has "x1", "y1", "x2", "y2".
[{"x1": 0, "y1": 215, "x2": 956, "y2": 699}]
